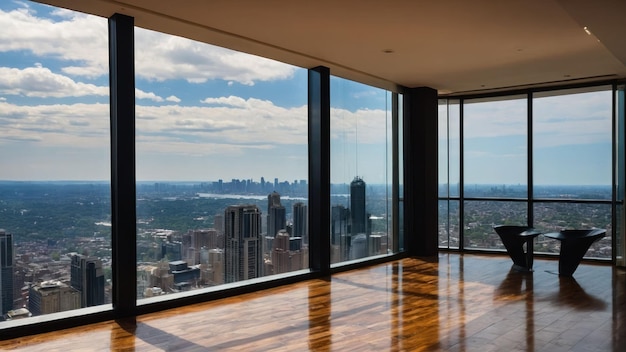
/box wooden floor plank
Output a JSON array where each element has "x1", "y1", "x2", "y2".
[{"x1": 0, "y1": 253, "x2": 624, "y2": 351}]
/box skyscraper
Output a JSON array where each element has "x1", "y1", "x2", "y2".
[
  {"x1": 350, "y1": 177, "x2": 367, "y2": 235},
  {"x1": 331, "y1": 205, "x2": 350, "y2": 262},
  {"x1": 292, "y1": 202, "x2": 308, "y2": 245},
  {"x1": 224, "y1": 204, "x2": 262, "y2": 283},
  {"x1": 267, "y1": 191, "x2": 286, "y2": 237},
  {"x1": 70, "y1": 254, "x2": 105, "y2": 308},
  {"x1": 161, "y1": 240, "x2": 183, "y2": 261},
  {"x1": 0, "y1": 230, "x2": 14, "y2": 315}
]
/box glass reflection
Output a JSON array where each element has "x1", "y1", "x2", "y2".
[{"x1": 330, "y1": 77, "x2": 393, "y2": 264}]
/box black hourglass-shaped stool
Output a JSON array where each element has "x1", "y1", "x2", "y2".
[
  {"x1": 493, "y1": 225, "x2": 542, "y2": 272},
  {"x1": 543, "y1": 229, "x2": 606, "y2": 276}
]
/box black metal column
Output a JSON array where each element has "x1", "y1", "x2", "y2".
[
  {"x1": 308, "y1": 66, "x2": 331, "y2": 275},
  {"x1": 109, "y1": 13, "x2": 136, "y2": 317},
  {"x1": 403, "y1": 87, "x2": 438, "y2": 257}
]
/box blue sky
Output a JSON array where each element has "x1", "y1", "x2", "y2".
[
  {"x1": 439, "y1": 89, "x2": 613, "y2": 186},
  {"x1": 0, "y1": 1, "x2": 391, "y2": 184}
]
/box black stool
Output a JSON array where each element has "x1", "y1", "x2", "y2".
[
  {"x1": 543, "y1": 229, "x2": 606, "y2": 276},
  {"x1": 493, "y1": 225, "x2": 542, "y2": 272}
]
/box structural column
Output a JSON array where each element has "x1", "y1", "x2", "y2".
[
  {"x1": 308, "y1": 66, "x2": 331, "y2": 275},
  {"x1": 403, "y1": 87, "x2": 438, "y2": 257},
  {"x1": 109, "y1": 13, "x2": 137, "y2": 316}
]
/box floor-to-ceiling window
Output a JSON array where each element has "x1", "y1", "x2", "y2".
[
  {"x1": 439, "y1": 85, "x2": 618, "y2": 261},
  {"x1": 0, "y1": 2, "x2": 111, "y2": 321},
  {"x1": 463, "y1": 95, "x2": 528, "y2": 251},
  {"x1": 532, "y1": 87, "x2": 613, "y2": 258},
  {"x1": 133, "y1": 27, "x2": 309, "y2": 302},
  {"x1": 330, "y1": 77, "x2": 394, "y2": 265},
  {"x1": 438, "y1": 99, "x2": 461, "y2": 249}
]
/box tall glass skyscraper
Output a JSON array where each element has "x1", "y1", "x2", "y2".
[
  {"x1": 0, "y1": 230, "x2": 13, "y2": 315},
  {"x1": 350, "y1": 177, "x2": 367, "y2": 234},
  {"x1": 267, "y1": 191, "x2": 286, "y2": 238},
  {"x1": 292, "y1": 202, "x2": 308, "y2": 245},
  {"x1": 70, "y1": 254, "x2": 105, "y2": 308},
  {"x1": 224, "y1": 205, "x2": 262, "y2": 283}
]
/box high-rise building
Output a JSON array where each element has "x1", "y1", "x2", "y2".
[
  {"x1": 0, "y1": 230, "x2": 14, "y2": 315},
  {"x1": 331, "y1": 205, "x2": 350, "y2": 262},
  {"x1": 70, "y1": 254, "x2": 105, "y2": 308},
  {"x1": 267, "y1": 191, "x2": 286, "y2": 237},
  {"x1": 350, "y1": 176, "x2": 367, "y2": 235},
  {"x1": 207, "y1": 248, "x2": 224, "y2": 285},
  {"x1": 293, "y1": 202, "x2": 308, "y2": 245},
  {"x1": 224, "y1": 204, "x2": 262, "y2": 283},
  {"x1": 29, "y1": 280, "x2": 80, "y2": 316},
  {"x1": 214, "y1": 213, "x2": 224, "y2": 234},
  {"x1": 161, "y1": 240, "x2": 183, "y2": 261},
  {"x1": 350, "y1": 176, "x2": 371, "y2": 255}
]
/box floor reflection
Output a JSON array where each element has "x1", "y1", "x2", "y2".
[
  {"x1": 308, "y1": 277, "x2": 331, "y2": 352},
  {"x1": 553, "y1": 276, "x2": 607, "y2": 311}
]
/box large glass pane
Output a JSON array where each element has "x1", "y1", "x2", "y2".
[
  {"x1": 134, "y1": 28, "x2": 308, "y2": 301},
  {"x1": 330, "y1": 77, "x2": 393, "y2": 264},
  {"x1": 533, "y1": 88, "x2": 612, "y2": 198},
  {"x1": 533, "y1": 88, "x2": 612, "y2": 260},
  {"x1": 464, "y1": 96, "x2": 527, "y2": 198},
  {"x1": 439, "y1": 99, "x2": 460, "y2": 249},
  {"x1": 464, "y1": 201, "x2": 527, "y2": 250},
  {"x1": 1, "y1": 2, "x2": 110, "y2": 322},
  {"x1": 533, "y1": 202, "x2": 612, "y2": 259}
]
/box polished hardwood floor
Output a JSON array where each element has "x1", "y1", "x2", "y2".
[{"x1": 1, "y1": 253, "x2": 625, "y2": 351}]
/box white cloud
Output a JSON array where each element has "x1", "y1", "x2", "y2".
[
  {"x1": 201, "y1": 96, "x2": 248, "y2": 108},
  {"x1": 0, "y1": 6, "x2": 109, "y2": 78},
  {"x1": 1, "y1": 4, "x2": 296, "y2": 85},
  {"x1": 136, "y1": 97, "x2": 309, "y2": 149},
  {"x1": 0, "y1": 101, "x2": 109, "y2": 149},
  {"x1": 135, "y1": 88, "x2": 164, "y2": 102},
  {"x1": 134, "y1": 28, "x2": 296, "y2": 85},
  {"x1": 0, "y1": 66, "x2": 108, "y2": 97},
  {"x1": 166, "y1": 95, "x2": 181, "y2": 103}
]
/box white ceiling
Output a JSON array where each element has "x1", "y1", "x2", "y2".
[{"x1": 37, "y1": 0, "x2": 626, "y2": 95}]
